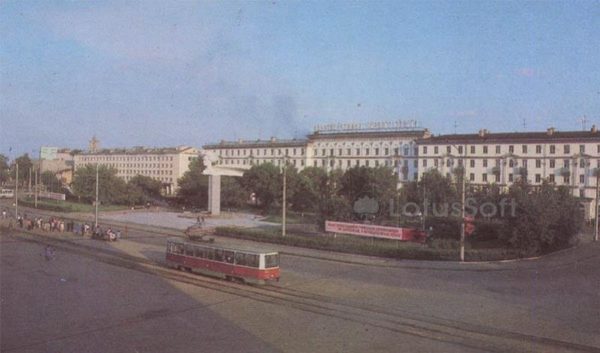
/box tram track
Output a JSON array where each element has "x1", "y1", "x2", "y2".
[{"x1": 2, "y1": 228, "x2": 598, "y2": 353}]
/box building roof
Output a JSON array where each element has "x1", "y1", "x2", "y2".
[
  {"x1": 203, "y1": 138, "x2": 308, "y2": 149},
  {"x1": 75, "y1": 146, "x2": 199, "y2": 155},
  {"x1": 416, "y1": 128, "x2": 600, "y2": 145},
  {"x1": 308, "y1": 129, "x2": 428, "y2": 140}
]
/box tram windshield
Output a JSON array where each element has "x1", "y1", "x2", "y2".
[{"x1": 265, "y1": 254, "x2": 279, "y2": 268}]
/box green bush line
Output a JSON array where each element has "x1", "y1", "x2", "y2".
[
  {"x1": 215, "y1": 226, "x2": 521, "y2": 262},
  {"x1": 17, "y1": 199, "x2": 126, "y2": 213}
]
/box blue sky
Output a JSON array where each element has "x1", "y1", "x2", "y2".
[{"x1": 1, "y1": 0, "x2": 599, "y2": 159}]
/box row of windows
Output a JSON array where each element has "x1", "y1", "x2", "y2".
[
  {"x1": 89, "y1": 162, "x2": 174, "y2": 169},
  {"x1": 422, "y1": 144, "x2": 600, "y2": 156},
  {"x1": 80, "y1": 155, "x2": 175, "y2": 162},
  {"x1": 314, "y1": 146, "x2": 417, "y2": 157},
  {"x1": 219, "y1": 148, "x2": 305, "y2": 157},
  {"x1": 423, "y1": 158, "x2": 600, "y2": 169},
  {"x1": 465, "y1": 172, "x2": 589, "y2": 185},
  {"x1": 117, "y1": 169, "x2": 174, "y2": 176}
]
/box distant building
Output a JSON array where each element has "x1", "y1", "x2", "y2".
[
  {"x1": 38, "y1": 147, "x2": 75, "y2": 185},
  {"x1": 72, "y1": 146, "x2": 200, "y2": 195},
  {"x1": 416, "y1": 126, "x2": 600, "y2": 220},
  {"x1": 202, "y1": 120, "x2": 429, "y2": 185}
]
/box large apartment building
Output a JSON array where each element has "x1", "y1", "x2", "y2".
[
  {"x1": 73, "y1": 146, "x2": 200, "y2": 195},
  {"x1": 416, "y1": 126, "x2": 600, "y2": 219},
  {"x1": 202, "y1": 120, "x2": 430, "y2": 184}
]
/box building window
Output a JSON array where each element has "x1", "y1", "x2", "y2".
[
  {"x1": 495, "y1": 174, "x2": 500, "y2": 182},
  {"x1": 470, "y1": 160, "x2": 475, "y2": 167},
  {"x1": 522, "y1": 159, "x2": 527, "y2": 168},
  {"x1": 580, "y1": 174, "x2": 585, "y2": 184},
  {"x1": 509, "y1": 145, "x2": 514, "y2": 153},
  {"x1": 522, "y1": 145, "x2": 528, "y2": 154},
  {"x1": 356, "y1": 148, "x2": 360, "y2": 156},
  {"x1": 470, "y1": 146, "x2": 475, "y2": 154},
  {"x1": 495, "y1": 145, "x2": 501, "y2": 154},
  {"x1": 434, "y1": 146, "x2": 438, "y2": 154},
  {"x1": 564, "y1": 175, "x2": 570, "y2": 184},
  {"x1": 366, "y1": 148, "x2": 370, "y2": 156},
  {"x1": 413, "y1": 160, "x2": 418, "y2": 168},
  {"x1": 470, "y1": 173, "x2": 475, "y2": 181},
  {"x1": 384, "y1": 148, "x2": 389, "y2": 155},
  {"x1": 579, "y1": 145, "x2": 585, "y2": 154},
  {"x1": 422, "y1": 146, "x2": 427, "y2": 155},
  {"x1": 458, "y1": 146, "x2": 463, "y2": 154},
  {"x1": 483, "y1": 146, "x2": 488, "y2": 154},
  {"x1": 549, "y1": 159, "x2": 555, "y2": 168},
  {"x1": 509, "y1": 173, "x2": 513, "y2": 182},
  {"x1": 366, "y1": 160, "x2": 370, "y2": 167},
  {"x1": 564, "y1": 159, "x2": 570, "y2": 168},
  {"x1": 536, "y1": 145, "x2": 542, "y2": 154},
  {"x1": 550, "y1": 145, "x2": 556, "y2": 154},
  {"x1": 446, "y1": 146, "x2": 451, "y2": 154},
  {"x1": 535, "y1": 174, "x2": 541, "y2": 183},
  {"x1": 482, "y1": 173, "x2": 487, "y2": 182},
  {"x1": 375, "y1": 148, "x2": 380, "y2": 156},
  {"x1": 338, "y1": 148, "x2": 342, "y2": 156},
  {"x1": 564, "y1": 145, "x2": 570, "y2": 154},
  {"x1": 483, "y1": 159, "x2": 488, "y2": 167},
  {"x1": 549, "y1": 174, "x2": 555, "y2": 183},
  {"x1": 422, "y1": 159, "x2": 428, "y2": 167},
  {"x1": 347, "y1": 148, "x2": 351, "y2": 155},
  {"x1": 535, "y1": 159, "x2": 541, "y2": 168},
  {"x1": 509, "y1": 159, "x2": 514, "y2": 167}
]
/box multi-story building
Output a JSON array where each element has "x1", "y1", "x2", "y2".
[
  {"x1": 416, "y1": 126, "x2": 600, "y2": 219},
  {"x1": 73, "y1": 145, "x2": 200, "y2": 195},
  {"x1": 202, "y1": 120, "x2": 430, "y2": 185}
]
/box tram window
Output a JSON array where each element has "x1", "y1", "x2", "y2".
[
  {"x1": 206, "y1": 249, "x2": 214, "y2": 260},
  {"x1": 265, "y1": 254, "x2": 279, "y2": 268},
  {"x1": 167, "y1": 243, "x2": 174, "y2": 253},
  {"x1": 247, "y1": 254, "x2": 259, "y2": 268},
  {"x1": 175, "y1": 244, "x2": 184, "y2": 255},
  {"x1": 224, "y1": 251, "x2": 234, "y2": 264},
  {"x1": 194, "y1": 246, "x2": 203, "y2": 258},
  {"x1": 214, "y1": 249, "x2": 224, "y2": 262},
  {"x1": 235, "y1": 252, "x2": 245, "y2": 266}
]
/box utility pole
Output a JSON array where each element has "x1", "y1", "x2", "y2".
[
  {"x1": 95, "y1": 163, "x2": 99, "y2": 229},
  {"x1": 34, "y1": 167, "x2": 38, "y2": 208},
  {"x1": 15, "y1": 163, "x2": 18, "y2": 219},
  {"x1": 595, "y1": 171, "x2": 599, "y2": 242},
  {"x1": 282, "y1": 158, "x2": 287, "y2": 237},
  {"x1": 28, "y1": 167, "x2": 32, "y2": 193},
  {"x1": 460, "y1": 157, "x2": 466, "y2": 262}
]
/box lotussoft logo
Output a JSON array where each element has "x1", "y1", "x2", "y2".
[{"x1": 353, "y1": 196, "x2": 379, "y2": 214}]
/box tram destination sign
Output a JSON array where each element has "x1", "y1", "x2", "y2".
[
  {"x1": 325, "y1": 221, "x2": 425, "y2": 242},
  {"x1": 314, "y1": 120, "x2": 421, "y2": 134}
]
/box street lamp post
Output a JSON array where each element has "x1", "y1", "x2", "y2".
[
  {"x1": 15, "y1": 163, "x2": 19, "y2": 219},
  {"x1": 595, "y1": 169, "x2": 599, "y2": 242},
  {"x1": 447, "y1": 142, "x2": 467, "y2": 262},
  {"x1": 281, "y1": 157, "x2": 289, "y2": 237},
  {"x1": 95, "y1": 163, "x2": 99, "y2": 229}
]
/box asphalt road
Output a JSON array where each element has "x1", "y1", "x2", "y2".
[{"x1": 1, "y1": 215, "x2": 599, "y2": 352}]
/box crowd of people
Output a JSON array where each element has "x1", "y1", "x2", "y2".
[{"x1": 6, "y1": 212, "x2": 121, "y2": 241}]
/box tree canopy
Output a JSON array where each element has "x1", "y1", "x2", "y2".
[{"x1": 176, "y1": 158, "x2": 208, "y2": 207}]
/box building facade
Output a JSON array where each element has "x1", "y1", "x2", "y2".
[
  {"x1": 202, "y1": 120, "x2": 430, "y2": 185},
  {"x1": 416, "y1": 126, "x2": 600, "y2": 219},
  {"x1": 73, "y1": 146, "x2": 200, "y2": 195}
]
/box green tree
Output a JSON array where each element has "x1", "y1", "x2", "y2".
[
  {"x1": 40, "y1": 171, "x2": 62, "y2": 193},
  {"x1": 11, "y1": 154, "x2": 33, "y2": 184},
  {"x1": 241, "y1": 163, "x2": 282, "y2": 211},
  {"x1": 221, "y1": 176, "x2": 247, "y2": 209},
  {"x1": 72, "y1": 165, "x2": 128, "y2": 205},
  {"x1": 339, "y1": 166, "x2": 398, "y2": 219},
  {"x1": 0, "y1": 154, "x2": 9, "y2": 185},
  {"x1": 290, "y1": 167, "x2": 328, "y2": 212},
  {"x1": 128, "y1": 175, "x2": 162, "y2": 199},
  {"x1": 503, "y1": 180, "x2": 582, "y2": 255},
  {"x1": 177, "y1": 158, "x2": 208, "y2": 207}
]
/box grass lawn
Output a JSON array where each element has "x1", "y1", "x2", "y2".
[{"x1": 18, "y1": 198, "x2": 128, "y2": 213}]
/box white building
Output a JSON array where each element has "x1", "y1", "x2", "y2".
[
  {"x1": 202, "y1": 120, "x2": 430, "y2": 185},
  {"x1": 73, "y1": 146, "x2": 200, "y2": 195},
  {"x1": 416, "y1": 126, "x2": 600, "y2": 219}
]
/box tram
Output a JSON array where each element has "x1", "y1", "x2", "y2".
[{"x1": 165, "y1": 238, "x2": 280, "y2": 284}]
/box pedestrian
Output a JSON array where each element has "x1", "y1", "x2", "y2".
[
  {"x1": 1, "y1": 209, "x2": 6, "y2": 219},
  {"x1": 44, "y1": 246, "x2": 55, "y2": 261}
]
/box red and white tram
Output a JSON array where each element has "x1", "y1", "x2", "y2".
[{"x1": 166, "y1": 238, "x2": 280, "y2": 284}]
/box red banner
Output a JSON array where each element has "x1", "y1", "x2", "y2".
[{"x1": 325, "y1": 221, "x2": 425, "y2": 242}]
